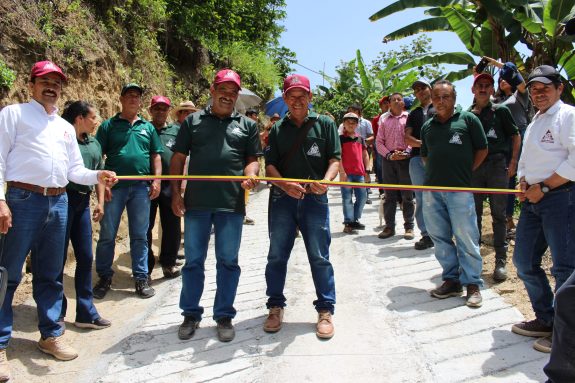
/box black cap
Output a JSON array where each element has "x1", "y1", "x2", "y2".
[
  {"x1": 527, "y1": 65, "x2": 562, "y2": 86},
  {"x1": 411, "y1": 79, "x2": 431, "y2": 90},
  {"x1": 121, "y1": 83, "x2": 143, "y2": 96}
]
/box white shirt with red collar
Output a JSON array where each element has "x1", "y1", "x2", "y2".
[
  {"x1": 518, "y1": 100, "x2": 575, "y2": 184},
  {"x1": 0, "y1": 99, "x2": 99, "y2": 199}
]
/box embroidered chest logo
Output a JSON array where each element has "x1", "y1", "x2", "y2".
[
  {"x1": 230, "y1": 127, "x2": 243, "y2": 136},
  {"x1": 166, "y1": 138, "x2": 175, "y2": 149},
  {"x1": 449, "y1": 133, "x2": 463, "y2": 145},
  {"x1": 307, "y1": 142, "x2": 321, "y2": 157},
  {"x1": 486, "y1": 128, "x2": 498, "y2": 139},
  {"x1": 541, "y1": 130, "x2": 554, "y2": 143},
  {"x1": 140, "y1": 129, "x2": 149, "y2": 137}
]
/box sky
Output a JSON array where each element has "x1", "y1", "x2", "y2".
[{"x1": 278, "y1": 0, "x2": 478, "y2": 111}]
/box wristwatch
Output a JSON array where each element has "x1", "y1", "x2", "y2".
[{"x1": 538, "y1": 182, "x2": 550, "y2": 194}]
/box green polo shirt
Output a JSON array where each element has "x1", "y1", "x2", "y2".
[
  {"x1": 155, "y1": 123, "x2": 180, "y2": 174},
  {"x1": 96, "y1": 113, "x2": 163, "y2": 188},
  {"x1": 468, "y1": 102, "x2": 519, "y2": 155},
  {"x1": 67, "y1": 134, "x2": 103, "y2": 193},
  {"x1": 172, "y1": 108, "x2": 262, "y2": 213},
  {"x1": 421, "y1": 108, "x2": 487, "y2": 187},
  {"x1": 265, "y1": 111, "x2": 341, "y2": 180}
]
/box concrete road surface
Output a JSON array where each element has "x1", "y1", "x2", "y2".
[{"x1": 9, "y1": 186, "x2": 548, "y2": 383}]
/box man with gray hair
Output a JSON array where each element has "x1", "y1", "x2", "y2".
[{"x1": 511, "y1": 65, "x2": 575, "y2": 354}]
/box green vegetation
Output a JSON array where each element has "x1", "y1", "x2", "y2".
[
  {"x1": 313, "y1": 36, "x2": 443, "y2": 119},
  {"x1": 0, "y1": 59, "x2": 16, "y2": 91},
  {"x1": 2, "y1": 0, "x2": 294, "y2": 104},
  {"x1": 369, "y1": 0, "x2": 575, "y2": 104}
]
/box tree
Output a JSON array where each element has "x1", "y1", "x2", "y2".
[
  {"x1": 313, "y1": 36, "x2": 444, "y2": 119},
  {"x1": 369, "y1": 0, "x2": 575, "y2": 103}
]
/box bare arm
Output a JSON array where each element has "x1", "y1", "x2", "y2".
[
  {"x1": 472, "y1": 148, "x2": 488, "y2": 171},
  {"x1": 404, "y1": 127, "x2": 422, "y2": 148},
  {"x1": 93, "y1": 183, "x2": 106, "y2": 222},
  {"x1": 0, "y1": 201, "x2": 11, "y2": 234},
  {"x1": 508, "y1": 134, "x2": 521, "y2": 177},
  {"x1": 170, "y1": 152, "x2": 187, "y2": 217},
  {"x1": 149, "y1": 153, "x2": 162, "y2": 199},
  {"x1": 241, "y1": 156, "x2": 260, "y2": 190},
  {"x1": 310, "y1": 158, "x2": 340, "y2": 195}
]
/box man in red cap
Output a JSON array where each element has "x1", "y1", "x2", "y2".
[
  {"x1": 263, "y1": 74, "x2": 341, "y2": 339},
  {"x1": 146, "y1": 96, "x2": 182, "y2": 280},
  {"x1": 170, "y1": 69, "x2": 261, "y2": 343},
  {"x1": 0, "y1": 60, "x2": 117, "y2": 378},
  {"x1": 469, "y1": 71, "x2": 520, "y2": 282}
]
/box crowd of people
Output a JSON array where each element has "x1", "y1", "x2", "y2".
[{"x1": 0, "y1": 58, "x2": 573, "y2": 383}]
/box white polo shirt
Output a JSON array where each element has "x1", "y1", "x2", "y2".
[
  {"x1": 0, "y1": 99, "x2": 99, "y2": 199},
  {"x1": 518, "y1": 100, "x2": 575, "y2": 184}
]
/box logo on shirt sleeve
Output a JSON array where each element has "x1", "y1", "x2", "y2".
[
  {"x1": 449, "y1": 133, "x2": 463, "y2": 145},
  {"x1": 307, "y1": 142, "x2": 321, "y2": 157},
  {"x1": 541, "y1": 130, "x2": 554, "y2": 143}
]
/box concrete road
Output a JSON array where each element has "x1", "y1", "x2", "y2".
[{"x1": 9, "y1": 186, "x2": 548, "y2": 382}]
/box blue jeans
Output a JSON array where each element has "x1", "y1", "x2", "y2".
[
  {"x1": 340, "y1": 174, "x2": 367, "y2": 223},
  {"x1": 513, "y1": 185, "x2": 575, "y2": 326},
  {"x1": 423, "y1": 191, "x2": 483, "y2": 286},
  {"x1": 409, "y1": 156, "x2": 427, "y2": 236},
  {"x1": 0, "y1": 188, "x2": 68, "y2": 348},
  {"x1": 95, "y1": 182, "x2": 150, "y2": 281},
  {"x1": 544, "y1": 269, "x2": 575, "y2": 383},
  {"x1": 265, "y1": 188, "x2": 336, "y2": 313},
  {"x1": 59, "y1": 190, "x2": 99, "y2": 322},
  {"x1": 180, "y1": 210, "x2": 244, "y2": 321}
]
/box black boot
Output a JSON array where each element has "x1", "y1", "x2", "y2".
[{"x1": 493, "y1": 255, "x2": 508, "y2": 282}]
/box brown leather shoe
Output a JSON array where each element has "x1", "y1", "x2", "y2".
[
  {"x1": 316, "y1": 310, "x2": 334, "y2": 339},
  {"x1": 263, "y1": 307, "x2": 284, "y2": 333},
  {"x1": 37, "y1": 335, "x2": 78, "y2": 361},
  {"x1": 0, "y1": 349, "x2": 11, "y2": 382},
  {"x1": 378, "y1": 226, "x2": 395, "y2": 239}
]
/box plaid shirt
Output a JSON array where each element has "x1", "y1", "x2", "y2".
[{"x1": 376, "y1": 111, "x2": 409, "y2": 158}]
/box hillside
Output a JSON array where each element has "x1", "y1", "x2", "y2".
[{"x1": 0, "y1": 0, "x2": 290, "y2": 117}]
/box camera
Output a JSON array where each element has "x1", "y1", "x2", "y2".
[{"x1": 476, "y1": 58, "x2": 489, "y2": 73}]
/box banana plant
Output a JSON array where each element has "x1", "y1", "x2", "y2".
[{"x1": 370, "y1": 0, "x2": 575, "y2": 101}]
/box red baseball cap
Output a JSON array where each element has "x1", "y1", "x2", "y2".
[
  {"x1": 283, "y1": 74, "x2": 311, "y2": 94},
  {"x1": 473, "y1": 73, "x2": 494, "y2": 87},
  {"x1": 379, "y1": 95, "x2": 390, "y2": 105},
  {"x1": 150, "y1": 95, "x2": 171, "y2": 108},
  {"x1": 30, "y1": 60, "x2": 67, "y2": 82},
  {"x1": 214, "y1": 69, "x2": 241, "y2": 89}
]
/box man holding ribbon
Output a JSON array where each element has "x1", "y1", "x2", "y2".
[
  {"x1": 0, "y1": 61, "x2": 116, "y2": 379},
  {"x1": 170, "y1": 69, "x2": 261, "y2": 343},
  {"x1": 512, "y1": 65, "x2": 575, "y2": 355},
  {"x1": 263, "y1": 74, "x2": 341, "y2": 339}
]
